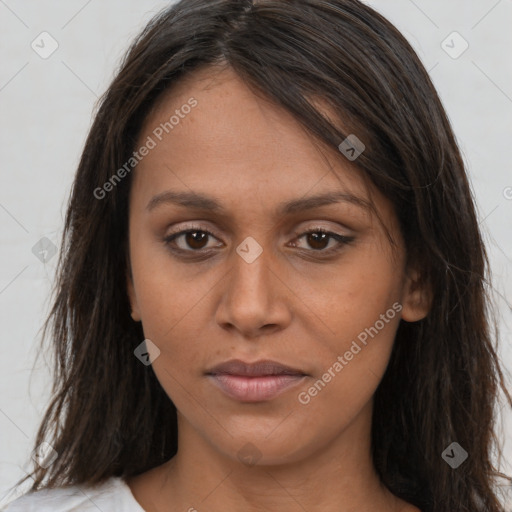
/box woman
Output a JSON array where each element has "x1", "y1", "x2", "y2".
[{"x1": 3, "y1": 0, "x2": 511, "y2": 511}]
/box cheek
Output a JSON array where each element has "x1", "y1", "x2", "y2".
[
  {"x1": 293, "y1": 312, "x2": 400, "y2": 441},
  {"x1": 129, "y1": 255, "x2": 220, "y2": 386},
  {"x1": 128, "y1": 226, "x2": 216, "y2": 338},
  {"x1": 293, "y1": 242, "x2": 403, "y2": 398},
  {"x1": 297, "y1": 242, "x2": 403, "y2": 340}
]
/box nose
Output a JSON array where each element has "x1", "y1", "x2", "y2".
[{"x1": 214, "y1": 239, "x2": 292, "y2": 340}]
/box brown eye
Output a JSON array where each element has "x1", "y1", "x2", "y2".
[
  {"x1": 294, "y1": 229, "x2": 354, "y2": 253},
  {"x1": 163, "y1": 226, "x2": 354, "y2": 259},
  {"x1": 183, "y1": 231, "x2": 209, "y2": 250},
  {"x1": 164, "y1": 228, "x2": 222, "y2": 252},
  {"x1": 305, "y1": 231, "x2": 330, "y2": 250}
]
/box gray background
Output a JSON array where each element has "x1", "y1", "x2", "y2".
[{"x1": 1, "y1": 0, "x2": 511, "y2": 507}]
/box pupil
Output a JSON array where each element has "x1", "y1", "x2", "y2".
[
  {"x1": 186, "y1": 231, "x2": 207, "y2": 249},
  {"x1": 308, "y1": 232, "x2": 328, "y2": 250}
]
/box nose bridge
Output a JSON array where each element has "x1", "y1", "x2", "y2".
[
  {"x1": 215, "y1": 234, "x2": 290, "y2": 336},
  {"x1": 230, "y1": 235, "x2": 274, "y2": 306}
]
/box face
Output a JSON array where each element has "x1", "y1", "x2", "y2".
[{"x1": 126, "y1": 65, "x2": 429, "y2": 465}]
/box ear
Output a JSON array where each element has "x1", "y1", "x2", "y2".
[
  {"x1": 126, "y1": 269, "x2": 142, "y2": 322},
  {"x1": 400, "y1": 267, "x2": 432, "y2": 322}
]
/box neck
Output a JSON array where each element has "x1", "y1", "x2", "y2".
[{"x1": 147, "y1": 401, "x2": 409, "y2": 512}]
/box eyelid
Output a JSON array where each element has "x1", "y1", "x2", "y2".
[
  {"x1": 164, "y1": 220, "x2": 353, "y2": 238},
  {"x1": 164, "y1": 222, "x2": 351, "y2": 241},
  {"x1": 291, "y1": 224, "x2": 352, "y2": 239}
]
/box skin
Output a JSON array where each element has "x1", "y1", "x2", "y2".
[{"x1": 125, "y1": 65, "x2": 429, "y2": 512}]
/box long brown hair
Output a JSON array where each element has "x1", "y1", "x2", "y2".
[{"x1": 12, "y1": 1, "x2": 511, "y2": 511}]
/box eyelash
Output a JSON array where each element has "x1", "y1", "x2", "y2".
[{"x1": 162, "y1": 225, "x2": 355, "y2": 259}]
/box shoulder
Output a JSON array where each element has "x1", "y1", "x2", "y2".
[{"x1": 1, "y1": 476, "x2": 145, "y2": 512}]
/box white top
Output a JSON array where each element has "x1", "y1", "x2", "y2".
[{"x1": 1, "y1": 476, "x2": 146, "y2": 511}]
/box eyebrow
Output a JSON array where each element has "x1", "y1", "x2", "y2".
[{"x1": 146, "y1": 190, "x2": 372, "y2": 215}]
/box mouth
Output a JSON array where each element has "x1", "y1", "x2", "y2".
[{"x1": 205, "y1": 359, "x2": 308, "y2": 402}]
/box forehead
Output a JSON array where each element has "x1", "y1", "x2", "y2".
[{"x1": 131, "y1": 66, "x2": 386, "y2": 220}]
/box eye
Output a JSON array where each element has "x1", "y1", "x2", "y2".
[
  {"x1": 291, "y1": 228, "x2": 354, "y2": 253},
  {"x1": 163, "y1": 225, "x2": 354, "y2": 257},
  {"x1": 163, "y1": 227, "x2": 223, "y2": 253}
]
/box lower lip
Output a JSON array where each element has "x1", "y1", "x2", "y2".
[{"x1": 208, "y1": 374, "x2": 306, "y2": 402}]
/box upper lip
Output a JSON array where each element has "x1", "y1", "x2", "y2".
[{"x1": 206, "y1": 359, "x2": 307, "y2": 377}]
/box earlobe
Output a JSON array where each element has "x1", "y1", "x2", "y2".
[
  {"x1": 400, "y1": 268, "x2": 432, "y2": 322},
  {"x1": 126, "y1": 271, "x2": 142, "y2": 322}
]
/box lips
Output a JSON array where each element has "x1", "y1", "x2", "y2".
[
  {"x1": 206, "y1": 359, "x2": 308, "y2": 402},
  {"x1": 206, "y1": 359, "x2": 306, "y2": 377}
]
